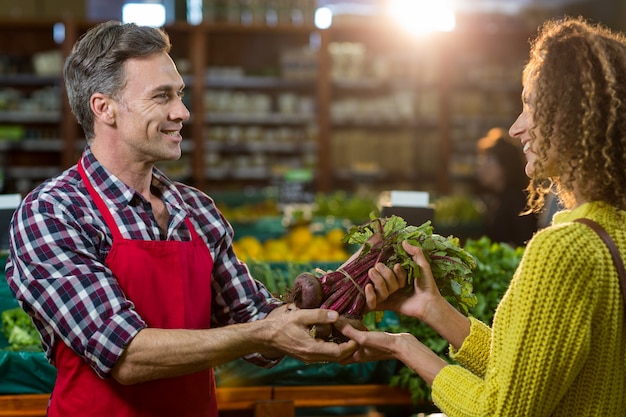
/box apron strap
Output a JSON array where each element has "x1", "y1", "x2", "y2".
[
  {"x1": 77, "y1": 158, "x2": 123, "y2": 241},
  {"x1": 184, "y1": 218, "x2": 199, "y2": 241}
]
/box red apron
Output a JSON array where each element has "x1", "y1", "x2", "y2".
[{"x1": 47, "y1": 160, "x2": 217, "y2": 417}]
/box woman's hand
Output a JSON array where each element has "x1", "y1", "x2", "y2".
[
  {"x1": 363, "y1": 257, "x2": 407, "y2": 312},
  {"x1": 342, "y1": 232, "x2": 408, "y2": 312},
  {"x1": 336, "y1": 318, "x2": 447, "y2": 386},
  {"x1": 372, "y1": 240, "x2": 472, "y2": 349},
  {"x1": 399, "y1": 241, "x2": 448, "y2": 321},
  {"x1": 335, "y1": 317, "x2": 405, "y2": 363},
  {"x1": 366, "y1": 241, "x2": 445, "y2": 322}
]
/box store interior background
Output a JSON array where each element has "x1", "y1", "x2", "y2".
[
  {"x1": 1, "y1": 0, "x2": 625, "y2": 233},
  {"x1": 1, "y1": 3, "x2": 625, "y2": 414}
]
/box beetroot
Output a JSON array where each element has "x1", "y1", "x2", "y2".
[{"x1": 286, "y1": 272, "x2": 323, "y2": 309}]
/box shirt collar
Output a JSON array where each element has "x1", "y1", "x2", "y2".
[{"x1": 80, "y1": 147, "x2": 186, "y2": 213}]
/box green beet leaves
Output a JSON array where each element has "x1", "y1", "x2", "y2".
[{"x1": 344, "y1": 214, "x2": 478, "y2": 314}]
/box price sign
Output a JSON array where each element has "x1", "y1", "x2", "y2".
[{"x1": 277, "y1": 168, "x2": 315, "y2": 206}]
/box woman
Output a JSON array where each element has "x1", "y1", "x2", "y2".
[
  {"x1": 340, "y1": 17, "x2": 626, "y2": 416},
  {"x1": 475, "y1": 127, "x2": 537, "y2": 246}
]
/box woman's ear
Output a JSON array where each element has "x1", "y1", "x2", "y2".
[{"x1": 91, "y1": 93, "x2": 116, "y2": 126}]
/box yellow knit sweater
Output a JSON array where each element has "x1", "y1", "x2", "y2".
[{"x1": 431, "y1": 201, "x2": 626, "y2": 416}]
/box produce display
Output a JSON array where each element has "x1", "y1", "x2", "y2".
[
  {"x1": 234, "y1": 224, "x2": 352, "y2": 263},
  {"x1": 432, "y1": 195, "x2": 484, "y2": 226},
  {"x1": 312, "y1": 191, "x2": 379, "y2": 224},
  {"x1": 0, "y1": 195, "x2": 523, "y2": 404},
  {"x1": 216, "y1": 190, "x2": 379, "y2": 227},
  {"x1": 216, "y1": 197, "x2": 281, "y2": 224},
  {"x1": 1, "y1": 307, "x2": 41, "y2": 352}
]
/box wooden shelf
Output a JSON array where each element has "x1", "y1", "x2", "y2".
[{"x1": 0, "y1": 384, "x2": 414, "y2": 417}]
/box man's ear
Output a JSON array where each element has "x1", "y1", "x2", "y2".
[{"x1": 91, "y1": 93, "x2": 116, "y2": 126}]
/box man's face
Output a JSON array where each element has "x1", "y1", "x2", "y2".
[{"x1": 113, "y1": 52, "x2": 190, "y2": 164}]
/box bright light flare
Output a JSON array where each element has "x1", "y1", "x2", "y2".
[
  {"x1": 122, "y1": 3, "x2": 167, "y2": 27},
  {"x1": 315, "y1": 7, "x2": 333, "y2": 30},
  {"x1": 387, "y1": 0, "x2": 456, "y2": 35}
]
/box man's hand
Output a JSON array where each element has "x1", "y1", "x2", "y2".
[{"x1": 261, "y1": 304, "x2": 358, "y2": 363}]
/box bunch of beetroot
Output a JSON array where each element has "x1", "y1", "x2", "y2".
[{"x1": 285, "y1": 215, "x2": 477, "y2": 341}]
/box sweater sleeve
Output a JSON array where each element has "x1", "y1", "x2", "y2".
[
  {"x1": 431, "y1": 225, "x2": 599, "y2": 416},
  {"x1": 448, "y1": 317, "x2": 492, "y2": 378}
]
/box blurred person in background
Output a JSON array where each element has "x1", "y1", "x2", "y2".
[
  {"x1": 341, "y1": 16, "x2": 626, "y2": 416},
  {"x1": 475, "y1": 127, "x2": 537, "y2": 247}
]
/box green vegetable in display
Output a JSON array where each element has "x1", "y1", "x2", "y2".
[
  {"x1": 285, "y1": 214, "x2": 478, "y2": 341},
  {"x1": 433, "y1": 195, "x2": 484, "y2": 226},
  {"x1": 1, "y1": 307, "x2": 42, "y2": 351},
  {"x1": 313, "y1": 191, "x2": 380, "y2": 224}
]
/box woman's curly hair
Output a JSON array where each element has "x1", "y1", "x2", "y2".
[{"x1": 523, "y1": 16, "x2": 626, "y2": 212}]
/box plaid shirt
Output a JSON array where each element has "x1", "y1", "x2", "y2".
[{"x1": 5, "y1": 147, "x2": 281, "y2": 378}]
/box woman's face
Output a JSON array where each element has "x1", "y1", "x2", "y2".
[{"x1": 509, "y1": 83, "x2": 558, "y2": 178}]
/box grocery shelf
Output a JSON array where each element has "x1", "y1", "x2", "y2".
[
  {"x1": 6, "y1": 166, "x2": 63, "y2": 179},
  {"x1": 0, "y1": 17, "x2": 533, "y2": 195},
  {"x1": 206, "y1": 75, "x2": 314, "y2": 89},
  {"x1": 205, "y1": 113, "x2": 315, "y2": 125},
  {"x1": 0, "y1": 111, "x2": 60, "y2": 124},
  {"x1": 0, "y1": 74, "x2": 60, "y2": 86}
]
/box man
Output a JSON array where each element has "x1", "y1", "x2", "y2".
[{"x1": 5, "y1": 21, "x2": 396, "y2": 416}]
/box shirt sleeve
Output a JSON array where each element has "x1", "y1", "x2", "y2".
[
  {"x1": 6, "y1": 193, "x2": 146, "y2": 378},
  {"x1": 431, "y1": 226, "x2": 598, "y2": 416},
  {"x1": 210, "y1": 233, "x2": 282, "y2": 326}
]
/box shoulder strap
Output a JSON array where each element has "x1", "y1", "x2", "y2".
[{"x1": 574, "y1": 218, "x2": 626, "y2": 307}]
